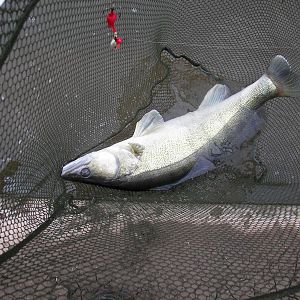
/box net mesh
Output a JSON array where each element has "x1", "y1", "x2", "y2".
[{"x1": 1, "y1": 0, "x2": 300, "y2": 299}]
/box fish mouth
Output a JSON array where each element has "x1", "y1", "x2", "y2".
[
  {"x1": 61, "y1": 166, "x2": 70, "y2": 178},
  {"x1": 61, "y1": 155, "x2": 92, "y2": 178},
  {"x1": 61, "y1": 162, "x2": 76, "y2": 178}
]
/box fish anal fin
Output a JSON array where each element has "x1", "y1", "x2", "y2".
[
  {"x1": 133, "y1": 110, "x2": 164, "y2": 137},
  {"x1": 153, "y1": 157, "x2": 216, "y2": 191}
]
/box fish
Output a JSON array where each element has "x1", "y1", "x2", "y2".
[{"x1": 61, "y1": 55, "x2": 300, "y2": 190}]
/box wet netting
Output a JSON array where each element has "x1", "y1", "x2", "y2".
[{"x1": 1, "y1": 0, "x2": 300, "y2": 299}]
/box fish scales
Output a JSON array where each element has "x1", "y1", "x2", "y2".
[{"x1": 61, "y1": 56, "x2": 300, "y2": 190}]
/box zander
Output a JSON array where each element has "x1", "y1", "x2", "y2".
[{"x1": 61, "y1": 56, "x2": 300, "y2": 190}]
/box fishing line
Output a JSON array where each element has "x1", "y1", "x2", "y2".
[{"x1": 130, "y1": 38, "x2": 296, "y2": 50}]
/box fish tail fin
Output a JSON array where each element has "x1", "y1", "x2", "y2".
[{"x1": 267, "y1": 55, "x2": 300, "y2": 97}]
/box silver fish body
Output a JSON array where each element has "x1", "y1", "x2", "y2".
[{"x1": 61, "y1": 55, "x2": 299, "y2": 190}]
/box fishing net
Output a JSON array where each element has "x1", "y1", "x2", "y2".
[{"x1": 1, "y1": 0, "x2": 300, "y2": 299}]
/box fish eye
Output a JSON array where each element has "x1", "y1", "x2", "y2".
[{"x1": 80, "y1": 167, "x2": 91, "y2": 178}]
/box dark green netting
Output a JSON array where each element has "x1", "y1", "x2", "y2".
[{"x1": 1, "y1": 0, "x2": 300, "y2": 299}]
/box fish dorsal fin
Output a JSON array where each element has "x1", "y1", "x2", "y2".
[
  {"x1": 128, "y1": 143, "x2": 144, "y2": 157},
  {"x1": 199, "y1": 84, "x2": 231, "y2": 109},
  {"x1": 133, "y1": 110, "x2": 164, "y2": 137}
]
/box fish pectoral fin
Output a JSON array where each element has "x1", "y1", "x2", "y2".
[
  {"x1": 129, "y1": 142, "x2": 144, "y2": 157},
  {"x1": 198, "y1": 84, "x2": 231, "y2": 109},
  {"x1": 133, "y1": 110, "x2": 164, "y2": 137}
]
